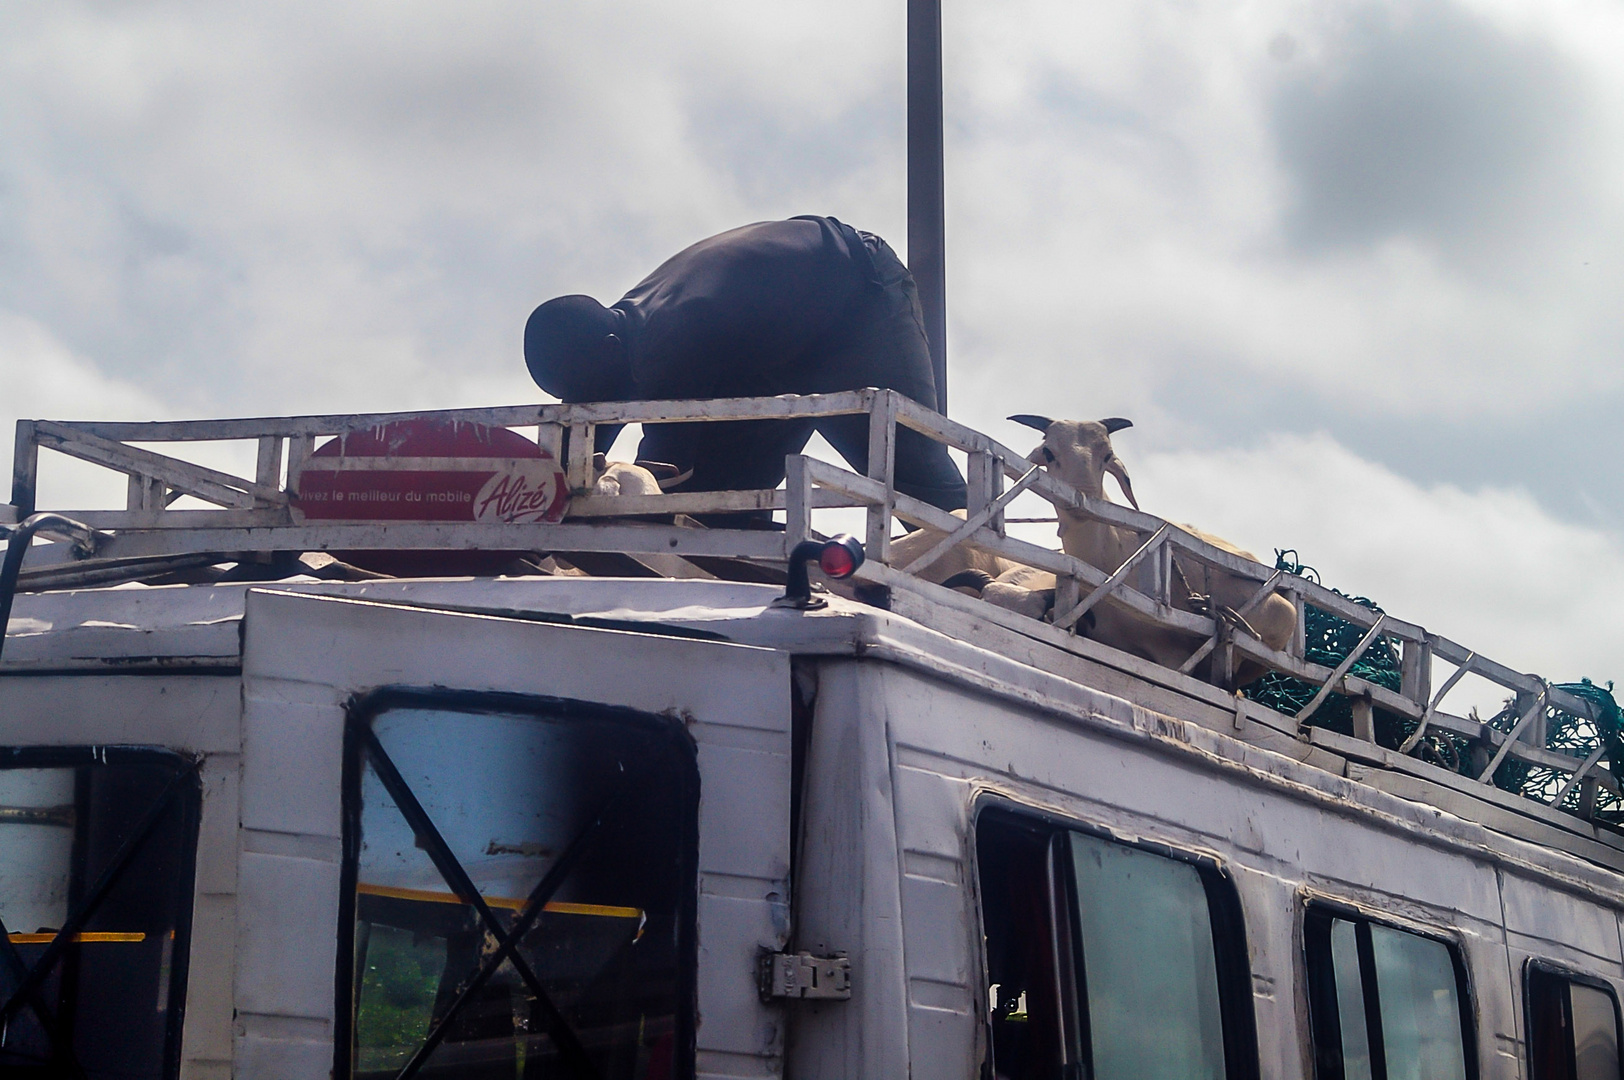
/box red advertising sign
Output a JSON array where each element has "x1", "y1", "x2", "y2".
[{"x1": 290, "y1": 421, "x2": 569, "y2": 525}]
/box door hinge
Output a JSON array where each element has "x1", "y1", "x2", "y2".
[{"x1": 758, "y1": 950, "x2": 852, "y2": 1001}]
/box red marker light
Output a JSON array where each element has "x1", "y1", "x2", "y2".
[
  {"x1": 777, "y1": 535, "x2": 866, "y2": 608},
  {"x1": 818, "y1": 536, "x2": 864, "y2": 579},
  {"x1": 819, "y1": 545, "x2": 855, "y2": 578}
]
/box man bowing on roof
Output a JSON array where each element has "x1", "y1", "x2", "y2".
[{"x1": 523, "y1": 216, "x2": 967, "y2": 518}]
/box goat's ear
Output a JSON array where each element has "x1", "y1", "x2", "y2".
[
  {"x1": 591, "y1": 452, "x2": 608, "y2": 472},
  {"x1": 1008, "y1": 414, "x2": 1055, "y2": 433},
  {"x1": 1100, "y1": 417, "x2": 1133, "y2": 434}
]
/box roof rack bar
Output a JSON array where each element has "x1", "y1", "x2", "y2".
[
  {"x1": 1054, "y1": 523, "x2": 1172, "y2": 633},
  {"x1": 1552, "y1": 744, "x2": 1610, "y2": 808},
  {"x1": 1398, "y1": 652, "x2": 1477, "y2": 754},
  {"x1": 50, "y1": 390, "x2": 883, "y2": 443},
  {"x1": 1295, "y1": 615, "x2": 1390, "y2": 725},
  {"x1": 10, "y1": 421, "x2": 37, "y2": 519},
  {"x1": 1478, "y1": 684, "x2": 1551, "y2": 782},
  {"x1": 35, "y1": 421, "x2": 285, "y2": 509},
  {"x1": 901, "y1": 465, "x2": 1041, "y2": 577}
]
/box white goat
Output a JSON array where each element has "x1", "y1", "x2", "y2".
[
  {"x1": 887, "y1": 511, "x2": 1019, "y2": 586},
  {"x1": 588, "y1": 454, "x2": 684, "y2": 497},
  {"x1": 1009, "y1": 414, "x2": 1296, "y2": 685},
  {"x1": 886, "y1": 512, "x2": 1058, "y2": 617}
]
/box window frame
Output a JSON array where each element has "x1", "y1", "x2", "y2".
[
  {"x1": 1523, "y1": 958, "x2": 1624, "y2": 1080},
  {"x1": 333, "y1": 685, "x2": 701, "y2": 1080},
  {"x1": 1302, "y1": 900, "x2": 1479, "y2": 1080},
  {"x1": 972, "y1": 799, "x2": 1261, "y2": 1080},
  {"x1": 0, "y1": 743, "x2": 202, "y2": 1080}
]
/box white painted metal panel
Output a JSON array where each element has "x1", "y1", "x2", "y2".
[
  {"x1": 240, "y1": 685, "x2": 345, "y2": 842},
  {"x1": 236, "y1": 851, "x2": 344, "y2": 1021},
  {"x1": 1227, "y1": 864, "x2": 1302, "y2": 1080},
  {"x1": 1502, "y1": 871, "x2": 1624, "y2": 966},
  {"x1": 237, "y1": 588, "x2": 793, "y2": 1079},
  {"x1": 181, "y1": 891, "x2": 239, "y2": 1076},
  {"x1": 893, "y1": 764, "x2": 978, "y2": 1078},
  {"x1": 10, "y1": 569, "x2": 1624, "y2": 1079},
  {"x1": 788, "y1": 660, "x2": 913, "y2": 1080},
  {"x1": 1455, "y1": 923, "x2": 1522, "y2": 1077},
  {"x1": 0, "y1": 675, "x2": 239, "y2": 754}
]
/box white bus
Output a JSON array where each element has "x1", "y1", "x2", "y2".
[{"x1": 2, "y1": 393, "x2": 1620, "y2": 1079}]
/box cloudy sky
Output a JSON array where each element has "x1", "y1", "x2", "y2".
[{"x1": 4, "y1": 0, "x2": 1622, "y2": 708}]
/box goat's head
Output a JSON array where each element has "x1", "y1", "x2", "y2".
[
  {"x1": 1008, "y1": 415, "x2": 1138, "y2": 510},
  {"x1": 589, "y1": 453, "x2": 687, "y2": 492}
]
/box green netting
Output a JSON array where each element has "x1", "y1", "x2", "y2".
[
  {"x1": 1242, "y1": 551, "x2": 1624, "y2": 822},
  {"x1": 1243, "y1": 550, "x2": 1408, "y2": 744},
  {"x1": 1482, "y1": 678, "x2": 1624, "y2": 821}
]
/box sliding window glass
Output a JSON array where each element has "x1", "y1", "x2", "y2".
[
  {"x1": 339, "y1": 689, "x2": 699, "y2": 1080},
  {"x1": 1527, "y1": 962, "x2": 1622, "y2": 1080},
  {"x1": 976, "y1": 807, "x2": 1257, "y2": 1080},
  {"x1": 1304, "y1": 906, "x2": 1476, "y2": 1080},
  {"x1": 0, "y1": 746, "x2": 201, "y2": 1078}
]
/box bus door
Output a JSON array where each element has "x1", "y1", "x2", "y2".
[{"x1": 238, "y1": 588, "x2": 792, "y2": 1080}]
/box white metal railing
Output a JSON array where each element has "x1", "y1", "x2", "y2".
[{"x1": 7, "y1": 390, "x2": 1616, "y2": 821}]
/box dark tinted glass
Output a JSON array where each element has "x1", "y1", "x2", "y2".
[
  {"x1": 1069, "y1": 832, "x2": 1225, "y2": 1079},
  {"x1": 1305, "y1": 910, "x2": 1474, "y2": 1080},
  {"x1": 1528, "y1": 966, "x2": 1622, "y2": 1080},
  {"x1": 1572, "y1": 986, "x2": 1621, "y2": 1079},
  {"x1": 978, "y1": 815, "x2": 1069, "y2": 1080},
  {"x1": 1329, "y1": 920, "x2": 1373, "y2": 1080},
  {"x1": 0, "y1": 749, "x2": 200, "y2": 1079},
  {"x1": 344, "y1": 698, "x2": 697, "y2": 1080},
  {"x1": 1369, "y1": 923, "x2": 1468, "y2": 1080}
]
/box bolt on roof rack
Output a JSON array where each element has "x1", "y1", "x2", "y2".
[{"x1": 6, "y1": 388, "x2": 1617, "y2": 824}]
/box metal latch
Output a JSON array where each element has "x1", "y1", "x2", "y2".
[{"x1": 759, "y1": 950, "x2": 852, "y2": 1001}]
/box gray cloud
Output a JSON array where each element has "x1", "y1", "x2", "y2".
[
  {"x1": 3, "y1": 0, "x2": 1623, "y2": 548},
  {"x1": 0, "y1": 2, "x2": 913, "y2": 416},
  {"x1": 1273, "y1": 0, "x2": 1591, "y2": 265},
  {"x1": 1149, "y1": 361, "x2": 1624, "y2": 534}
]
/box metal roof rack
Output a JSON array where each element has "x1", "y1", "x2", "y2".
[{"x1": 7, "y1": 389, "x2": 1617, "y2": 824}]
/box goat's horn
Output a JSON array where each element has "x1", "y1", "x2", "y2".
[
  {"x1": 1008, "y1": 414, "x2": 1055, "y2": 432},
  {"x1": 941, "y1": 568, "x2": 995, "y2": 594},
  {"x1": 1100, "y1": 417, "x2": 1133, "y2": 434},
  {"x1": 633, "y1": 459, "x2": 683, "y2": 481}
]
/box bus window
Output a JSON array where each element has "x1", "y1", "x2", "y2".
[
  {"x1": 0, "y1": 747, "x2": 200, "y2": 1079},
  {"x1": 1329, "y1": 920, "x2": 1374, "y2": 1080},
  {"x1": 1305, "y1": 908, "x2": 1475, "y2": 1080},
  {"x1": 975, "y1": 808, "x2": 1257, "y2": 1080},
  {"x1": 1527, "y1": 963, "x2": 1623, "y2": 1080},
  {"x1": 339, "y1": 690, "x2": 698, "y2": 1080},
  {"x1": 978, "y1": 813, "x2": 1071, "y2": 1080},
  {"x1": 1070, "y1": 832, "x2": 1227, "y2": 1078}
]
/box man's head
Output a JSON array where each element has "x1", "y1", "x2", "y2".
[{"x1": 523, "y1": 295, "x2": 632, "y2": 402}]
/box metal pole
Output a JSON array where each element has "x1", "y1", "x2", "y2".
[{"x1": 908, "y1": 0, "x2": 947, "y2": 415}]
